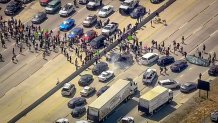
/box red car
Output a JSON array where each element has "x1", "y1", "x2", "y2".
[
  {"x1": 81, "y1": 30, "x2": 97, "y2": 42},
  {"x1": 40, "y1": 0, "x2": 51, "y2": 6}
]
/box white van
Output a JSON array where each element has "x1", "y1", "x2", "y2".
[{"x1": 140, "y1": 53, "x2": 159, "y2": 65}]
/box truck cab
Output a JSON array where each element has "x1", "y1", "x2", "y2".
[
  {"x1": 119, "y1": 0, "x2": 139, "y2": 15},
  {"x1": 125, "y1": 78, "x2": 138, "y2": 94},
  {"x1": 86, "y1": 0, "x2": 102, "y2": 10}
]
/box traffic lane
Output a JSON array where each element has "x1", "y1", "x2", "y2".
[
  {"x1": 0, "y1": 50, "x2": 61, "y2": 98},
  {"x1": 122, "y1": 20, "x2": 218, "y2": 123},
  {"x1": 0, "y1": 54, "x2": 76, "y2": 123},
  {"x1": 37, "y1": 0, "x2": 113, "y2": 32},
  {"x1": 140, "y1": 0, "x2": 215, "y2": 44},
  {"x1": 17, "y1": 57, "x2": 137, "y2": 123},
  {"x1": 162, "y1": 0, "x2": 218, "y2": 44}
]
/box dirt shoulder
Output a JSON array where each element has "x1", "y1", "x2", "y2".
[{"x1": 162, "y1": 77, "x2": 218, "y2": 123}]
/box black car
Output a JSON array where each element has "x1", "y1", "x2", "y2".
[
  {"x1": 31, "y1": 12, "x2": 47, "y2": 24},
  {"x1": 208, "y1": 65, "x2": 218, "y2": 76},
  {"x1": 71, "y1": 106, "x2": 86, "y2": 117},
  {"x1": 78, "y1": 74, "x2": 93, "y2": 86},
  {"x1": 170, "y1": 60, "x2": 188, "y2": 73},
  {"x1": 0, "y1": 0, "x2": 10, "y2": 3},
  {"x1": 130, "y1": 5, "x2": 146, "y2": 19},
  {"x1": 19, "y1": 0, "x2": 32, "y2": 4},
  {"x1": 96, "y1": 86, "x2": 110, "y2": 97},
  {"x1": 150, "y1": 0, "x2": 163, "y2": 4},
  {"x1": 92, "y1": 62, "x2": 109, "y2": 75},
  {"x1": 180, "y1": 82, "x2": 197, "y2": 93},
  {"x1": 157, "y1": 55, "x2": 175, "y2": 67},
  {"x1": 68, "y1": 97, "x2": 86, "y2": 109},
  {"x1": 4, "y1": 0, "x2": 23, "y2": 15},
  {"x1": 89, "y1": 34, "x2": 106, "y2": 49}
]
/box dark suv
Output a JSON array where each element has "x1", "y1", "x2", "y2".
[
  {"x1": 89, "y1": 35, "x2": 106, "y2": 49},
  {"x1": 92, "y1": 62, "x2": 109, "y2": 75},
  {"x1": 4, "y1": 0, "x2": 23, "y2": 15}
]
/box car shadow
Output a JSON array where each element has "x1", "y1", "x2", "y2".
[
  {"x1": 63, "y1": 88, "x2": 77, "y2": 98},
  {"x1": 71, "y1": 110, "x2": 86, "y2": 118},
  {"x1": 140, "y1": 102, "x2": 177, "y2": 122},
  {"x1": 104, "y1": 99, "x2": 138, "y2": 123}
]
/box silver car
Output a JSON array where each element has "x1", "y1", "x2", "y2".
[
  {"x1": 158, "y1": 79, "x2": 180, "y2": 89},
  {"x1": 59, "y1": 3, "x2": 75, "y2": 17}
]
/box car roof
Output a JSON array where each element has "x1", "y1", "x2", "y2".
[
  {"x1": 84, "y1": 86, "x2": 90, "y2": 89},
  {"x1": 96, "y1": 62, "x2": 107, "y2": 67},
  {"x1": 142, "y1": 53, "x2": 157, "y2": 59},
  {"x1": 124, "y1": 0, "x2": 134, "y2": 3},
  {"x1": 102, "y1": 5, "x2": 112, "y2": 9},
  {"x1": 159, "y1": 79, "x2": 171, "y2": 84},
  {"x1": 63, "y1": 83, "x2": 72, "y2": 89},
  {"x1": 183, "y1": 82, "x2": 195, "y2": 86},
  {"x1": 146, "y1": 68, "x2": 156, "y2": 73},
  {"x1": 72, "y1": 27, "x2": 82, "y2": 32}
]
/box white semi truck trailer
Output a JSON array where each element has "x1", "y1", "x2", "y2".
[
  {"x1": 87, "y1": 78, "x2": 138, "y2": 122},
  {"x1": 138, "y1": 86, "x2": 173, "y2": 115}
]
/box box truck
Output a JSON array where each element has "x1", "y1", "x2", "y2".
[
  {"x1": 138, "y1": 86, "x2": 173, "y2": 115},
  {"x1": 87, "y1": 78, "x2": 138, "y2": 122}
]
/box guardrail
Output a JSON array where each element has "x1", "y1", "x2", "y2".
[{"x1": 8, "y1": 0, "x2": 176, "y2": 122}]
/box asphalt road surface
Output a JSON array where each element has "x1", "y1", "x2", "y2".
[{"x1": 1, "y1": 0, "x2": 218, "y2": 123}]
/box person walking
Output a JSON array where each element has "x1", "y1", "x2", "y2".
[
  {"x1": 164, "y1": 66, "x2": 168, "y2": 74},
  {"x1": 160, "y1": 67, "x2": 163, "y2": 74},
  {"x1": 0, "y1": 53, "x2": 3, "y2": 62}
]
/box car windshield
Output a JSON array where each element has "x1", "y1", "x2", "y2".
[
  {"x1": 162, "y1": 82, "x2": 174, "y2": 85},
  {"x1": 63, "y1": 21, "x2": 69, "y2": 25},
  {"x1": 63, "y1": 4, "x2": 71, "y2": 10},
  {"x1": 101, "y1": 8, "x2": 108, "y2": 12},
  {"x1": 62, "y1": 88, "x2": 69, "y2": 91},
  {"x1": 85, "y1": 17, "x2": 92, "y2": 21},
  {"x1": 103, "y1": 26, "x2": 111, "y2": 30},
  {"x1": 102, "y1": 72, "x2": 109, "y2": 77},
  {"x1": 121, "y1": 2, "x2": 130, "y2": 6},
  {"x1": 47, "y1": 4, "x2": 56, "y2": 8}
]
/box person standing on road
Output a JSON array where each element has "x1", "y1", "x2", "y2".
[
  {"x1": 181, "y1": 36, "x2": 185, "y2": 44},
  {"x1": 213, "y1": 52, "x2": 216, "y2": 61},
  {"x1": 0, "y1": 53, "x2": 3, "y2": 62},
  {"x1": 202, "y1": 44, "x2": 206, "y2": 53},
  {"x1": 199, "y1": 73, "x2": 202, "y2": 80},
  {"x1": 164, "y1": 66, "x2": 168, "y2": 74}
]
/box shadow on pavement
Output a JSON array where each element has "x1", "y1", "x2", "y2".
[{"x1": 104, "y1": 99, "x2": 138, "y2": 123}]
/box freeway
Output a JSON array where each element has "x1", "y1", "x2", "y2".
[
  {"x1": 0, "y1": 0, "x2": 166, "y2": 122},
  {"x1": 17, "y1": 0, "x2": 218, "y2": 122}
]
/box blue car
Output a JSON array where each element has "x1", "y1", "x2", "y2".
[
  {"x1": 130, "y1": 5, "x2": 146, "y2": 19},
  {"x1": 157, "y1": 55, "x2": 175, "y2": 67},
  {"x1": 170, "y1": 60, "x2": 188, "y2": 72},
  {"x1": 59, "y1": 18, "x2": 75, "y2": 31},
  {"x1": 68, "y1": 27, "x2": 84, "y2": 39}
]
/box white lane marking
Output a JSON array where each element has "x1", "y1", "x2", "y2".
[
  {"x1": 193, "y1": 26, "x2": 202, "y2": 34},
  {"x1": 188, "y1": 67, "x2": 193, "y2": 70},
  {"x1": 210, "y1": 30, "x2": 218, "y2": 37},
  {"x1": 209, "y1": 0, "x2": 216, "y2": 6},
  {"x1": 77, "y1": 6, "x2": 86, "y2": 13},
  {"x1": 179, "y1": 74, "x2": 184, "y2": 78},
  {"x1": 179, "y1": 22, "x2": 187, "y2": 30}
]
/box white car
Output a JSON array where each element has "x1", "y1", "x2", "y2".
[
  {"x1": 80, "y1": 86, "x2": 96, "y2": 97},
  {"x1": 56, "y1": 118, "x2": 69, "y2": 123},
  {"x1": 98, "y1": 70, "x2": 114, "y2": 81},
  {"x1": 120, "y1": 116, "x2": 134, "y2": 123},
  {"x1": 98, "y1": 5, "x2": 113, "y2": 17},
  {"x1": 140, "y1": 53, "x2": 159, "y2": 65},
  {"x1": 102, "y1": 22, "x2": 118, "y2": 35},
  {"x1": 61, "y1": 82, "x2": 75, "y2": 96},
  {"x1": 78, "y1": 0, "x2": 88, "y2": 4},
  {"x1": 158, "y1": 79, "x2": 180, "y2": 89},
  {"x1": 142, "y1": 68, "x2": 157, "y2": 84},
  {"x1": 211, "y1": 111, "x2": 218, "y2": 122},
  {"x1": 59, "y1": 3, "x2": 75, "y2": 17}
]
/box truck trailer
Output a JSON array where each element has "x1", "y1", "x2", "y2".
[
  {"x1": 87, "y1": 78, "x2": 138, "y2": 122},
  {"x1": 138, "y1": 86, "x2": 173, "y2": 115}
]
